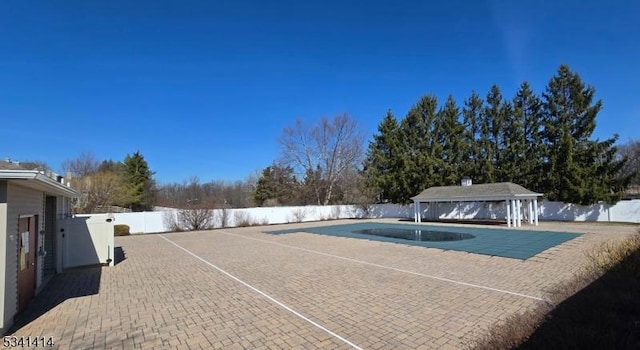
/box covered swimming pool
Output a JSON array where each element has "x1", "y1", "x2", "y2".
[{"x1": 266, "y1": 222, "x2": 581, "y2": 260}]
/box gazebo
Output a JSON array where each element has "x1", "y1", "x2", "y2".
[{"x1": 410, "y1": 179, "x2": 543, "y2": 227}]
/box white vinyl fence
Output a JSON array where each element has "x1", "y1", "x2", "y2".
[
  {"x1": 77, "y1": 199, "x2": 640, "y2": 234},
  {"x1": 58, "y1": 215, "x2": 115, "y2": 269}
]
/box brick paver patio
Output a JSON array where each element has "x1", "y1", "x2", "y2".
[{"x1": 5, "y1": 219, "x2": 638, "y2": 349}]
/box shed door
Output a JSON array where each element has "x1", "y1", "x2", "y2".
[{"x1": 17, "y1": 216, "x2": 37, "y2": 312}]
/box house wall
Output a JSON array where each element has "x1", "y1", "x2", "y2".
[
  {"x1": 0, "y1": 181, "x2": 8, "y2": 335},
  {"x1": 2, "y1": 183, "x2": 46, "y2": 334}
]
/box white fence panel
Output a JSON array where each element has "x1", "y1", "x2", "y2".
[
  {"x1": 609, "y1": 200, "x2": 640, "y2": 223},
  {"x1": 84, "y1": 199, "x2": 640, "y2": 234},
  {"x1": 538, "y1": 201, "x2": 610, "y2": 221},
  {"x1": 58, "y1": 215, "x2": 115, "y2": 269}
]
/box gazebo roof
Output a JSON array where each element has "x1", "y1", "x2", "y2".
[{"x1": 411, "y1": 182, "x2": 542, "y2": 202}]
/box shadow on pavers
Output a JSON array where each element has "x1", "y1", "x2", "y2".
[
  {"x1": 6, "y1": 267, "x2": 102, "y2": 335},
  {"x1": 516, "y1": 247, "x2": 640, "y2": 349},
  {"x1": 114, "y1": 246, "x2": 126, "y2": 265}
]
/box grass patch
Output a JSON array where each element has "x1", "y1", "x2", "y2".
[{"x1": 471, "y1": 230, "x2": 640, "y2": 350}]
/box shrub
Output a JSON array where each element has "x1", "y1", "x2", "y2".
[
  {"x1": 114, "y1": 224, "x2": 130, "y2": 236},
  {"x1": 584, "y1": 232, "x2": 640, "y2": 277},
  {"x1": 178, "y1": 208, "x2": 214, "y2": 231},
  {"x1": 234, "y1": 211, "x2": 254, "y2": 227},
  {"x1": 470, "y1": 305, "x2": 552, "y2": 350},
  {"x1": 292, "y1": 208, "x2": 306, "y2": 223},
  {"x1": 358, "y1": 204, "x2": 373, "y2": 218},
  {"x1": 162, "y1": 211, "x2": 183, "y2": 232}
]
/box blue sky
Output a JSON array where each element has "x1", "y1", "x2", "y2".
[{"x1": 1, "y1": 0, "x2": 638, "y2": 184}]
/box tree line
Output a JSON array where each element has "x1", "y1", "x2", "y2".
[
  {"x1": 63, "y1": 151, "x2": 155, "y2": 213},
  {"x1": 155, "y1": 176, "x2": 255, "y2": 209},
  {"x1": 363, "y1": 65, "x2": 631, "y2": 205}
]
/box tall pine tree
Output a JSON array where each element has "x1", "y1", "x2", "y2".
[
  {"x1": 363, "y1": 110, "x2": 404, "y2": 203},
  {"x1": 461, "y1": 92, "x2": 484, "y2": 182},
  {"x1": 513, "y1": 82, "x2": 544, "y2": 191},
  {"x1": 437, "y1": 95, "x2": 464, "y2": 185},
  {"x1": 479, "y1": 85, "x2": 510, "y2": 182},
  {"x1": 123, "y1": 151, "x2": 155, "y2": 211},
  {"x1": 502, "y1": 84, "x2": 528, "y2": 183},
  {"x1": 541, "y1": 64, "x2": 625, "y2": 204},
  {"x1": 399, "y1": 95, "x2": 443, "y2": 202},
  {"x1": 254, "y1": 164, "x2": 299, "y2": 206}
]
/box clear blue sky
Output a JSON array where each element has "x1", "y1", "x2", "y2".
[{"x1": 1, "y1": 0, "x2": 638, "y2": 184}]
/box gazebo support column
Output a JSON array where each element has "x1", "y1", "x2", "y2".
[
  {"x1": 534, "y1": 198, "x2": 539, "y2": 226},
  {"x1": 528, "y1": 200, "x2": 533, "y2": 224},
  {"x1": 517, "y1": 200, "x2": 522, "y2": 227},
  {"x1": 506, "y1": 200, "x2": 511, "y2": 227}
]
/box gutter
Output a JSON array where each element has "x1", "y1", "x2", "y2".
[{"x1": 0, "y1": 170, "x2": 79, "y2": 198}]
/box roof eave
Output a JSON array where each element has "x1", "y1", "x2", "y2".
[
  {"x1": 0, "y1": 170, "x2": 79, "y2": 198},
  {"x1": 412, "y1": 194, "x2": 543, "y2": 202}
]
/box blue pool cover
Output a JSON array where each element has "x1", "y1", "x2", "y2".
[{"x1": 265, "y1": 222, "x2": 581, "y2": 260}]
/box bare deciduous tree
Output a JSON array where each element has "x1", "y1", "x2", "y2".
[
  {"x1": 177, "y1": 208, "x2": 214, "y2": 231},
  {"x1": 618, "y1": 139, "x2": 640, "y2": 190},
  {"x1": 278, "y1": 113, "x2": 365, "y2": 205},
  {"x1": 156, "y1": 176, "x2": 256, "y2": 209},
  {"x1": 73, "y1": 170, "x2": 129, "y2": 213},
  {"x1": 61, "y1": 151, "x2": 100, "y2": 177}
]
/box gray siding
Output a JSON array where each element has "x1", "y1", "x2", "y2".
[
  {"x1": 3, "y1": 183, "x2": 45, "y2": 332},
  {"x1": 0, "y1": 181, "x2": 7, "y2": 333}
]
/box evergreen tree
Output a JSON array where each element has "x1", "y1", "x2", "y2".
[
  {"x1": 502, "y1": 85, "x2": 528, "y2": 183},
  {"x1": 122, "y1": 151, "x2": 155, "y2": 211},
  {"x1": 399, "y1": 95, "x2": 443, "y2": 202},
  {"x1": 461, "y1": 92, "x2": 484, "y2": 182},
  {"x1": 254, "y1": 165, "x2": 299, "y2": 206},
  {"x1": 437, "y1": 95, "x2": 464, "y2": 184},
  {"x1": 483, "y1": 85, "x2": 512, "y2": 181},
  {"x1": 363, "y1": 110, "x2": 404, "y2": 203},
  {"x1": 513, "y1": 82, "x2": 544, "y2": 191},
  {"x1": 299, "y1": 166, "x2": 325, "y2": 205},
  {"x1": 541, "y1": 64, "x2": 626, "y2": 204},
  {"x1": 477, "y1": 87, "x2": 498, "y2": 183},
  {"x1": 361, "y1": 64, "x2": 627, "y2": 205}
]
